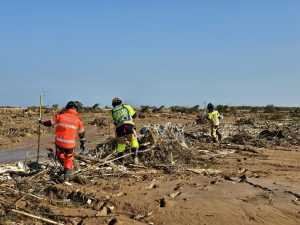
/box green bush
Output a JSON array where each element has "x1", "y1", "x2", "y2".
[
  {"x1": 264, "y1": 104, "x2": 276, "y2": 113},
  {"x1": 216, "y1": 105, "x2": 229, "y2": 113}
]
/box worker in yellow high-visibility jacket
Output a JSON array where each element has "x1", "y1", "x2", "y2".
[
  {"x1": 111, "y1": 97, "x2": 139, "y2": 164},
  {"x1": 207, "y1": 103, "x2": 223, "y2": 143}
]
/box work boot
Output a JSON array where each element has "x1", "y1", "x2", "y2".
[
  {"x1": 134, "y1": 156, "x2": 139, "y2": 165},
  {"x1": 117, "y1": 152, "x2": 124, "y2": 164},
  {"x1": 73, "y1": 159, "x2": 80, "y2": 170},
  {"x1": 64, "y1": 169, "x2": 73, "y2": 182},
  {"x1": 217, "y1": 133, "x2": 222, "y2": 143},
  {"x1": 132, "y1": 148, "x2": 139, "y2": 165},
  {"x1": 212, "y1": 137, "x2": 218, "y2": 143}
]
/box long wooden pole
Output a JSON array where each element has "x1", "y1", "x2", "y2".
[
  {"x1": 11, "y1": 209, "x2": 63, "y2": 225},
  {"x1": 37, "y1": 94, "x2": 43, "y2": 163}
]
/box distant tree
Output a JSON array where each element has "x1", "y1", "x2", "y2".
[
  {"x1": 140, "y1": 105, "x2": 151, "y2": 113},
  {"x1": 52, "y1": 104, "x2": 59, "y2": 109},
  {"x1": 191, "y1": 105, "x2": 200, "y2": 111},
  {"x1": 264, "y1": 104, "x2": 276, "y2": 113},
  {"x1": 92, "y1": 104, "x2": 100, "y2": 109},
  {"x1": 216, "y1": 105, "x2": 229, "y2": 113},
  {"x1": 152, "y1": 105, "x2": 165, "y2": 113},
  {"x1": 250, "y1": 107, "x2": 258, "y2": 113},
  {"x1": 294, "y1": 108, "x2": 300, "y2": 114},
  {"x1": 74, "y1": 101, "x2": 84, "y2": 112}
]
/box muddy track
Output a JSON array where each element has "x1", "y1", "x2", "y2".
[
  {"x1": 1, "y1": 148, "x2": 300, "y2": 225},
  {"x1": 0, "y1": 110, "x2": 299, "y2": 224}
]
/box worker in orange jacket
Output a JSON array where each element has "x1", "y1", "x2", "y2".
[{"x1": 40, "y1": 101, "x2": 86, "y2": 181}]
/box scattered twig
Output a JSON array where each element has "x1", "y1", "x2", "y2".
[
  {"x1": 27, "y1": 169, "x2": 48, "y2": 181},
  {"x1": 74, "y1": 148, "x2": 153, "y2": 175},
  {"x1": 1, "y1": 186, "x2": 44, "y2": 200},
  {"x1": 11, "y1": 209, "x2": 63, "y2": 225}
]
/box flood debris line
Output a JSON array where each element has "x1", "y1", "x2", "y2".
[
  {"x1": 186, "y1": 168, "x2": 222, "y2": 176},
  {"x1": 188, "y1": 117, "x2": 300, "y2": 148},
  {"x1": 0, "y1": 107, "x2": 299, "y2": 225},
  {"x1": 89, "y1": 117, "x2": 109, "y2": 128},
  {"x1": 0, "y1": 122, "x2": 235, "y2": 224},
  {"x1": 0, "y1": 161, "x2": 47, "y2": 181},
  {"x1": 138, "y1": 123, "x2": 196, "y2": 166},
  {"x1": 88, "y1": 123, "x2": 201, "y2": 167},
  {"x1": 0, "y1": 161, "x2": 118, "y2": 224},
  {"x1": 0, "y1": 161, "x2": 28, "y2": 180}
]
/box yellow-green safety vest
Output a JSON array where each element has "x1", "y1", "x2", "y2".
[
  {"x1": 207, "y1": 110, "x2": 221, "y2": 126},
  {"x1": 112, "y1": 104, "x2": 136, "y2": 127}
]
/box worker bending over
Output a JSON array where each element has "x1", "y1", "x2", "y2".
[
  {"x1": 111, "y1": 97, "x2": 139, "y2": 164},
  {"x1": 40, "y1": 101, "x2": 86, "y2": 181}
]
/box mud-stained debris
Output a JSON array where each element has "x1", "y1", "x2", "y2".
[
  {"x1": 169, "y1": 191, "x2": 181, "y2": 199},
  {"x1": 0, "y1": 161, "x2": 28, "y2": 174},
  {"x1": 258, "y1": 129, "x2": 285, "y2": 140},
  {"x1": 89, "y1": 123, "x2": 201, "y2": 167},
  {"x1": 186, "y1": 168, "x2": 221, "y2": 176},
  {"x1": 0, "y1": 108, "x2": 300, "y2": 224},
  {"x1": 89, "y1": 117, "x2": 109, "y2": 128},
  {"x1": 147, "y1": 180, "x2": 158, "y2": 190}
]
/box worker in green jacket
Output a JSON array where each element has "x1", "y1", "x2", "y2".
[
  {"x1": 111, "y1": 97, "x2": 140, "y2": 164},
  {"x1": 207, "y1": 103, "x2": 223, "y2": 143}
]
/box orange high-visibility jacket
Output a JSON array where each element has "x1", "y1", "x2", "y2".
[{"x1": 51, "y1": 109, "x2": 85, "y2": 149}]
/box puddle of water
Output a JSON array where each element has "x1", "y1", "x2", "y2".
[{"x1": 0, "y1": 148, "x2": 47, "y2": 163}]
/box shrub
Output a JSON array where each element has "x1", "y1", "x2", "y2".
[
  {"x1": 52, "y1": 104, "x2": 59, "y2": 110},
  {"x1": 140, "y1": 105, "x2": 151, "y2": 113},
  {"x1": 92, "y1": 104, "x2": 100, "y2": 109},
  {"x1": 170, "y1": 105, "x2": 200, "y2": 114},
  {"x1": 152, "y1": 105, "x2": 165, "y2": 113},
  {"x1": 216, "y1": 105, "x2": 229, "y2": 113},
  {"x1": 264, "y1": 104, "x2": 276, "y2": 113}
]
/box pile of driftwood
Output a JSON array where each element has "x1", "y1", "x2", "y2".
[
  {"x1": 85, "y1": 123, "x2": 193, "y2": 167},
  {"x1": 0, "y1": 123, "x2": 246, "y2": 224},
  {"x1": 0, "y1": 159, "x2": 121, "y2": 225}
]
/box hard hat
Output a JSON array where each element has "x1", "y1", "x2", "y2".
[
  {"x1": 66, "y1": 101, "x2": 79, "y2": 111},
  {"x1": 207, "y1": 103, "x2": 214, "y2": 111},
  {"x1": 112, "y1": 97, "x2": 122, "y2": 107}
]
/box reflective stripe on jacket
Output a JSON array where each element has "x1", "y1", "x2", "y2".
[{"x1": 53, "y1": 109, "x2": 84, "y2": 149}]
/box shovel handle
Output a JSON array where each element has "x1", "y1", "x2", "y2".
[{"x1": 37, "y1": 94, "x2": 43, "y2": 163}]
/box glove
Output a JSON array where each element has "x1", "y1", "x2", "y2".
[{"x1": 80, "y1": 139, "x2": 86, "y2": 152}]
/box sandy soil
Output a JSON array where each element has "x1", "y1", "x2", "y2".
[{"x1": 0, "y1": 109, "x2": 299, "y2": 225}]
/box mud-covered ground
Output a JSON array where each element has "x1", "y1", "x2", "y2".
[{"x1": 0, "y1": 108, "x2": 299, "y2": 225}]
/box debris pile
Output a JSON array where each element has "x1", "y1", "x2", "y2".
[
  {"x1": 89, "y1": 137, "x2": 117, "y2": 159},
  {"x1": 0, "y1": 160, "x2": 118, "y2": 225},
  {"x1": 195, "y1": 113, "x2": 207, "y2": 125},
  {"x1": 89, "y1": 117, "x2": 109, "y2": 128},
  {"x1": 138, "y1": 123, "x2": 196, "y2": 166},
  {"x1": 235, "y1": 117, "x2": 255, "y2": 125},
  {"x1": 223, "y1": 120, "x2": 300, "y2": 147},
  {"x1": 225, "y1": 130, "x2": 255, "y2": 145},
  {"x1": 0, "y1": 161, "x2": 29, "y2": 181},
  {"x1": 258, "y1": 129, "x2": 285, "y2": 140},
  {"x1": 184, "y1": 127, "x2": 211, "y2": 144},
  {"x1": 0, "y1": 107, "x2": 299, "y2": 224},
  {"x1": 87, "y1": 123, "x2": 200, "y2": 167}
]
